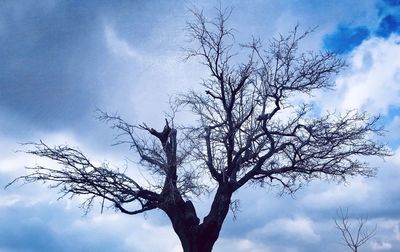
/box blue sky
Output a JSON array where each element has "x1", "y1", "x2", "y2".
[{"x1": 1, "y1": 0, "x2": 400, "y2": 251}]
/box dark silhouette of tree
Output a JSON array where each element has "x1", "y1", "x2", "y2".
[
  {"x1": 8, "y1": 7, "x2": 390, "y2": 252},
  {"x1": 335, "y1": 208, "x2": 377, "y2": 252}
]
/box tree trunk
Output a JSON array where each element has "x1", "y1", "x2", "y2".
[
  {"x1": 180, "y1": 233, "x2": 217, "y2": 252},
  {"x1": 164, "y1": 185, "x2": 233, "y2": 252}
]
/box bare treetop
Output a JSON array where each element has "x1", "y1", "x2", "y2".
[{"x1": 335, "y1": 208, "x2": 377, "y2": 252}]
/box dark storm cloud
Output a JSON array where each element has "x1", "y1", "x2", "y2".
[
  {"x1": 0, "y1": 1, "x2": 105, "y2": 129},
  {"x1": 0, "y1": 0, "x2": 186, "y2": 132}
]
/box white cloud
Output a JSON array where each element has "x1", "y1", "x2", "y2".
[
  {"x1": 0, "y1": 130, "x2": 83, "y2": 175},
  {"x1": 371, "y1": 241, "x2": 393, "y2": 250},
  {"x1": 390, "y1": 147, "x2": 400, "y2": 166},
  {"x1": 105, "y1": 24, "x2": 143, "y2": 60},
  {"x1": 0, "y1": 136, "x2": 27, "y2": 174},
  {"x1": 252, "y1": 216, "x2": 320, "y2": 242},
  {"x1": 366, "y1": 218, "x2": 400, "y2": 250},
  {"x1": 386, "y1": 220, "x2": 400, "y2": 241},
  {"x1": 318, "y1": 35, "x2": 400, "y2": 115},
  {"x1": 69, "y1": 213, "x2": 181, "y2": 252},
  {"x1": 301, "y1": 178, "x2": 371, "y2": 209},
  {"x1": 215, "y1": 238, "x2": 271, "y2": 252},
  {"x1": 0, "y1": 195, "x2": 20, "y2": 207}
]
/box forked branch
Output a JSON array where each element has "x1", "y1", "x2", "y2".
[{"x1": 7, "y1": 141, "x2": 161, "y2": 214}]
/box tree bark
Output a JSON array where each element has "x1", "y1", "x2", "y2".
[{"x1": 163, "y1": 185, "x2": 233, "y2": 252}]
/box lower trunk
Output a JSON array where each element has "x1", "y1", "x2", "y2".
[
  {"x1": 164, "y1": 185, "x2": 233, "y2": 252},
  {"x1": 180, "y1": 232, "x2": 217, "y2": 252}
]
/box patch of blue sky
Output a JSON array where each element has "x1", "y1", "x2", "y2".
[
  {"x1": 323, "y1": 25, "x2": 370, "y2": 54},
  {"x1": 380, "y1": 106, "x2": 400, "y2": 148},
  {"x1": 383, "y1": 0, "x2": 400, "y2": 6},
  {"x1": 376, "y1": 14, "x2": 400, "y2": 37}
]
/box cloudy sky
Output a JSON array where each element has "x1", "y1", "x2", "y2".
[{"x1": 1, "y1": 0, "x2": 400, "y2": 251}]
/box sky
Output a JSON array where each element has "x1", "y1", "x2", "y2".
[{"x1": 1, "y1": 0, "x2": 400, "y2": 251}]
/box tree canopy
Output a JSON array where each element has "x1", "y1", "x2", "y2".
[{"x1": 8, "y1": 7, "x2": 390, "y2": 252}]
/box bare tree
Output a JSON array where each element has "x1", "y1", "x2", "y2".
[
  {"x1": 7, "y1": 7, "x2": 390, "y2": 252},
  {"x1": 335, "y1": 208, "x2": 377, "y2": 252}
]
